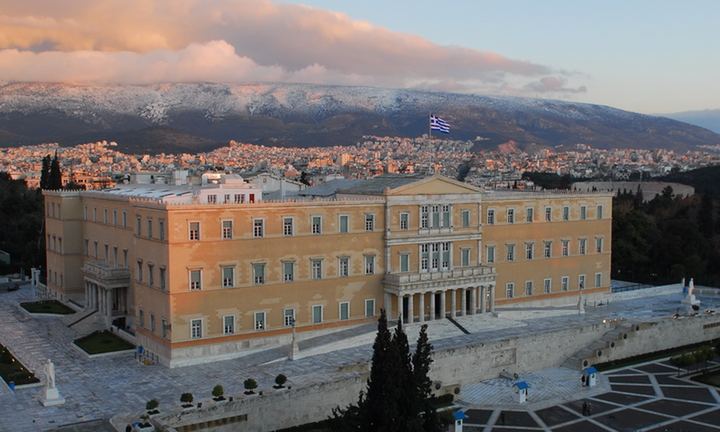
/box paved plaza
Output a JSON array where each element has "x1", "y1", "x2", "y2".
[{"x1": 1, "y1": 282, "x2": 720, "y2": 431}]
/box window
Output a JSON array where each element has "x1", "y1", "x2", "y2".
[
  {"x1": 365, "y1": 214, "x2": 375, "y2": 231},
  {"x1": 222, "y1": 220, "x2": 233, "y2": 239},
  {"x1": 94, "y1": 241, "x2": 98, "y2": 258},
  {"x1": 421, "y1": 205, "x2": 429, "y2": 228},
  {"x1": 312, "y1": 216, "x2": 322, "y2": 234},
  {"x1": 442, "y1": 205, "x2": 450, "y2": 228},
  {"x1": 85, "y1": 239, "x2": 89, "y2": 256},
  {"x1": 253, "y1": 264, "x2": 265, "y2": 285},
  {"x1": 147, "y1": 218, "x2": 153, "y2": 238},
  {"x1": 312, "y1": 260, "x2": 323, "y2": 280},
  {"x1": 563, "y1": 206, "x2": 570, "y2": 221},
  {"x1": 148, "y1": 264, "x2": 154, "y2": 286},
  {"x1": 400, "y1": 212, "x2": 409, "y2": 230},
  {"x1": 579, "y1": 274, "x2": 586, "y2": 290},
  {"x1": 461, "y1": 249, "x2": 470, "y2": 267},
  {"x1": 421, "y1": 244, "x2": 429, "y2": 271},
  {"x1": 189, "y1": 222, "x2": 200, "y2": 240},
  {"x1": 112, "y1": 210, "x2": 117, "y2": 226},
  {"x1": 150, "y1": 314, "x2": 155, "y2": 333},
  {"x1": 507, "y1": 208, "x2": 515, "y2": 224},
  {"x1": 161, "y1": 318, "x2": 167, "y2": 338},
  {"x1": 506, "y1": 244, "x2": 515, "y2": 262},
  {"x1": 253, "y1": 219, "x2": 264, "y2": 238},
  {"x1": 222, "y1": 267, "x2": 234, "y2": 287},
  {"x1": 339, "y1": 302, "x2": 350, "y2": 320},
  {"x1": 338, "y1": 257, "x2": 349, "y2": 277},
  {"x1": 223, "y1": 315, "x2": 235, "y2": 334},
  {"x1": 137, "y1": 261, "x2": 143, "y2": 282},
  {"x1": 561, "y1": 240, "x2": 570, "y2": 257},
  {"x1": 461, "y1": 210, "x2": 470, "y2": 227},
  {"x1": 506, "y1": 283, "x2": 514, "y2": 299},
  {"x1": 544, "y1": 278, "x2": 552, "y2": 294},
  {"x1": 159, "y1": 220, "x2": 165, "y2": 241},
  {"x1": 224, "y1": 194, "x2": 230, "y2": 204},
  {"x1": 113, "y1": 247, "x2": 118, "y2": 268},
  {"x1": 191, "y1": 319, "x2": 202, "y2": 339},
  {"x1": 160, "y1": 268, "x2": 166, "y2": 290},
  {"x1": 136, "y1": 216, "x2": 142, "y2": 235},
  {"x1": 283, "y1": 262, "x2": 294, "y2": 282},
  {"x1": 579, "y1": 238, "x2": 587, "y2": 255},
  {"x1": 486, "y1": 245, "x2": 496, "y2": 263},
  {"x1": 525, "y1": 243, "x2": 534, "y2": 260},
  {"x1": 123, "y1": 249, "x2": 128, "y2": 268},
  {"x1": 525, "y1": 280, "x2": 533, "y2": 296},
  {"x1": 431, "y1": 243, "x2": 440, "y2": 270},
  {"x1": 487, "y1": 209, "x2": 495, "y2": 225},
  {"x1": 189, "y1": 270, "x2": 201, "y2": 290},
  {"x1": 93, "y1": 207, "x2": 97, "y2": 222},
  {"x1": 234, "y1": 194, "x2": 244, "y2": 203},
  {"x1": 526, "y1": 207, "x2": 534, "y2": 223},
  {"x1": 103, "y1": 208, "x2": 108, "y2": 224},
  {"x1": 400, "y1": 254, "x2": 410, "y2": 272},
  {"x1": 207, "y1": 194, "x2": 217, "y2": 204},
  {"x1": 139, "y1": 309, "x2": 144, "y2": 327},
  {"x1": 561, "y1": 276, "x2": 569, "y2": 291},
  {"x1": 580, "y1": 205, "x2": 587, "y2": 220},
  {"x1": 122, "y1": 211, "x2": 127, "y2": 228},
  {"x1": 545, "y1": 206, "x2": 552, "y2": 222},
  {"x1": 595, "y1": 273, "x2": 603, "y2": 288},
  {"x1": 544, "y1": 241, "x2": 552, "y2": 258},
  {"x1": 283, "y1": 218, "x2": 293, "y2": 236},
  {"x1": 595, "y1": 237, "x2": 603, "y2": 253},
  {"x1": 312, "y1": 305, "x2": 323, "y2": 324},
  {"x1": 364, "y1": 255, "x2": 375, "y2": 275},
  {"x1": 365, "y1": 299, "x2": 375, "y2": 317},
  {"x1": 431, "y1": 205, "x2": 440, "y2": 228},
  {"x1": 597, "y1": 205, "x2": 604, "y2": 219},
  {"x1": 284, "y1": 309, "x2": 295, "y2": 326},
  {"x1": 254, "y1": 312, "x2": 266, "y2": 330},
  {"x1": 339, "y1": 215, "x2": 349, "y2": 233}
]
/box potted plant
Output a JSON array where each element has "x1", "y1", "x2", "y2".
[
  {"x1": 212, "y1": 384, "x2": 226, "y2": 402},
  {"x1": 145, "y1": 398, "x2": 160, "y2": 416},
  {"x1": 180, "y1": 392, "x2": 194, "y2": 409},
  {"x1": 243, "y1": 378, "x2": 258, "y2": 395},
  {"x1": 134, "y1": 415, "x2": 155, "y2": 431},
  {"x1": 273, "y1": 374, "x2": 287, "y2": 389}
]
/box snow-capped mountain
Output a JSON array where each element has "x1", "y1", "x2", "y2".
[{"x1": 0, "y1": 82, "x2": 717, "y2": 153}]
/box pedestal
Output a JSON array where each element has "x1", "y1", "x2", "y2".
[
  {"x1": 42, "y1": 387, "x2": 66, "y2": 406},
  {"x1": 289, "y1": 340, "x2": 299, "y2": 360},
  {"x1": 682, "y1": 294, "x2": 700, "y2": 306}
]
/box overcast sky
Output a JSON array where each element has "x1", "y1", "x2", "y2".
[{"x1": 0, "y1": 0, "x2": 716, "y2": 114}]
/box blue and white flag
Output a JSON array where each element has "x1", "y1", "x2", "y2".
[{"x1": 430, "y1": 114, "x2": 450, "y2": 134}]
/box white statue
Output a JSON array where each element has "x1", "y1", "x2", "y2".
[
  {"x1": 688, "y1": 278, "x2": 695, "y2": 297},
  {"x1": 44, "y1": 359, "x2": 55, "y2": 389}
]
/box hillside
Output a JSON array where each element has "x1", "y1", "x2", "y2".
[{"x1": 0, "y1": 82, "x2": 718, "y2": 154}]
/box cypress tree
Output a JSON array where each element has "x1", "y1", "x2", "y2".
[
  {"x1": 49, "y1": 152, "x2": 62, "y2": 190},
  {"x1": 413, "y1": 324, "x2": 441, "y2": 432},
  {"x1": 40, "y1": 155, "x2": 51, "y2": 190},
  {"x1": 394, "y1": 319, "x2": 422, "y2": 432}
]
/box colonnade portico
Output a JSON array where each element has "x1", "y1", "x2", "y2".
[{"x1": 82, "y1": 261, "x2": 131, "y2": 328}]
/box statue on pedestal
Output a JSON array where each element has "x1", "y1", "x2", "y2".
[
  {"x1": 682, "y1": 278, "x2": 701, "y2": 306},
  {"x1": 43, "y1": 359, "x2": 55, "y2": 389},
  {"x1": 41, "y1": 358, "x2": 65, "y2": 406}
]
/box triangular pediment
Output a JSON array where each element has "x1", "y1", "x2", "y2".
[{"x1": 387, "y1": 175, "x2": 482, "y2": 196}]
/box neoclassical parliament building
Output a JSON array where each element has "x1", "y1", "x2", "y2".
[{"x1": 43, "y1": 173, "x2": 612, "y2": 367}]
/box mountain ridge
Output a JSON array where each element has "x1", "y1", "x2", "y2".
[{"x1": 0, "y1": 82, "x2": 717, "y2": 154}]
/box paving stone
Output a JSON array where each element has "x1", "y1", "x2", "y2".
[
  {"x1": 644, "y1": 419, "x2": 720, "y2": 432},
  {"x1": 690, "y1": 407, "x2": 720, "y2": 426},
  {"x1": 463, "y1": 409, "x2": 493, "y2": 425},
  {"x1": 638, "y1": 398, "x2": 713, "y2": 417},
  {"x1": 591, "y1": 408, "x2": 672, "y2": 431},
  {"x1": 495, "y1": 410, "x2": 537, "y2": 428},
  {"x1": 661, "y1": 386, "x2": 717, "y2": 403},
  {"x1": 550, "y1": 420, "x2": 609, "y2": 432},
  {"x1": 534, "y1": 405, "x2": 580, "y2": 427},
  {"x1": 592, "y1": 391, "x2": 651, "y2": 406},
  {"x1": 610, "y1": 384, "x2": 659, "y2": 395},
  {"x1": 608, "y1": 374, "x2": 652, "y2": 384}
]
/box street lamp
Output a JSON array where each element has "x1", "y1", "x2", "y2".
[{"x1": 288, "y1": 317, "x2": 299, "y2": 360}]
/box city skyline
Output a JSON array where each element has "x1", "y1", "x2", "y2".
[{"x1": 0, "y1": 0, "x2": 718, "y2": 115}]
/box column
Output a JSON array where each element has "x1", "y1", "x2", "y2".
[
  {"x1": 439, "y1": 291, "x2": 446, "y2": 319},
  {"x1": 398, "y1": 295, "x2": 404, "y2": 323},
  {"x1": 450, "y1": 289, "x2": 457, "y2": 318},
  {"x1": 481, "y1": 286, "x2": 487, "y2": 314},
  {"x1": 490, "y1": 284, "x2": 496, "y2": 313},
  {"x1": 85, "y1": 282, "x2": 89, "y2": 308},
  {"x1": 429, "y1": 292, "x2": 435, "y2": 321},
  {"x1": 385, "y1": 292, "x2": 393, "y2": 319},
  {"x1": 470, "y1": 287, "x2": 477, "y2": 315},
  {"x1": 418, "y1": 293, "x2": 425, "y2": 323},
  {"x1": 407, "y1": 293, "x2": 414, "y2": 324},
  {"x1": 460, "y1": 288, "x2": 467, "y2": 316},
  {"x1": 106, "y1": 288, "x2": 112, "y2": 317}
]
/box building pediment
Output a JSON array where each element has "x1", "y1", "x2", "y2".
[{"x1": 387, "y1": 175, "x2": 483, "y2": 197}]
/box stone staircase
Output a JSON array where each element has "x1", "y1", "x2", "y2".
[
  {"x1": 562, "y1": 322, "x2": 636, "y2": 370},
  {"x1": 60, "y1": 309, "x2": 106, "y2": 336}
]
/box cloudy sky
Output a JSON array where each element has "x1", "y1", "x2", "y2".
[{"x1": 0, "y1": 0, "x2": 717, "y2": 114}]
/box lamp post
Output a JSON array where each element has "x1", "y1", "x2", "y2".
[{"x1": 289, "y1": 317, "x2": 299, "y2": 360}]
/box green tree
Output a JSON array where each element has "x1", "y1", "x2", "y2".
[
  {"x1": 413, "y1": 324, "x2": 440, "y2": 432},
  {"x1": 49, "y1": 152, "x2": 62, "y2": 190},
  {"x1": 40, "y1": 155, "x2": 51, "y2": 190}
]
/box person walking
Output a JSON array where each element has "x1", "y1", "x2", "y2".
[{"x1": 582, "y1": 401, "x2": 588, "y2": 416}]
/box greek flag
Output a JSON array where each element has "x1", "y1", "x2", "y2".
[{"x1": 430, "y1": 114, "x2": 450, "y2": 133}]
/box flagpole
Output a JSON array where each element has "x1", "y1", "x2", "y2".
[{"x1": 428, "y1": 112, "x2": 432, "y2": 140}]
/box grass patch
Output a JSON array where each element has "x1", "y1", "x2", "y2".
[
  {"x1": 0, "y1": 343, "x2": 39, "y2": 385},
  {"x1": 692, "y1": 369, "x2": 720, "y2": 387},
  {"x1": 74, "y1": 330, "x2": 135, "y2": 355},
  {"x1": 20, "y1": 300, "x2": 75, "y2": 315}
]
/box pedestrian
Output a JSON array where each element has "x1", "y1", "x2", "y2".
[
  {"x1": 125, "y1": 424, "x2": 132, "y2": 432},
  {"x1": 587, "y1": 401, "x2": 593, "y2": 415},
  {"x1": 582, "y1": 401, "x2": 588, "y2": 416},
  {"x1": 500, "y1": 411, "x2": 506, "y2": 425},
  {"x1": 581, "y1": 375, "x2": 586, "y2": 387}
]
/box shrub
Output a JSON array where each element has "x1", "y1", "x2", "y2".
[
  {"x1": 274, "y1": 374, "x2": 287, "y2": 388},
  {"x1": 146, "y1": 398, "x2": 159, "y2": 411},
  {"x1": 244, "y1": 378, "x2": 258, "y2": 391},
  {"x1": 180, "y1": 392, "x2": 194, "y2": 404},
  {"x1": 212, "y1": 384, "x2": 224, "y2": 398}
]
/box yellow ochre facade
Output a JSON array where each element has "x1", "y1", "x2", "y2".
[{"x1": 43, "y1": 174, "x2": 612, "y2": 367}]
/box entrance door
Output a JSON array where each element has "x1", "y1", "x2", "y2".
[
  {"x1": 466, "y1": 289, "x2": 473, "y2": 314},
  {"x1": 402, "y1": 296, "x2": 409, "y2": 323},
  {"x1": 434, "y1": 293, "x2": 442, "y2": 319}
]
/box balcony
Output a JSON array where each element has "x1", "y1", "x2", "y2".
[
  {"x1": 383, "y1": 266, "x2": 496, "y2": 296},
  {"x1": 83, "y1": 261, "x2": 130, "y2": 289}
]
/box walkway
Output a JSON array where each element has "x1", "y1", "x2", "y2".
[{"x1": 0, "y1": 283, "x2": 719, "y2": 431}]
